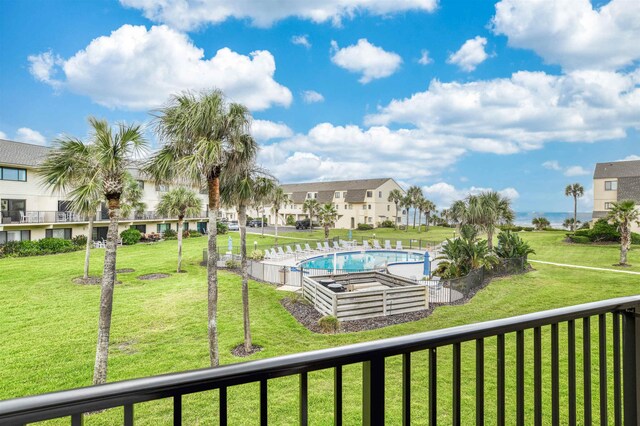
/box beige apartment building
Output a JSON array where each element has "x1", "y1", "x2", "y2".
[
  {"x1": 259, "y1": 178, "x2": 406, "y2": 229},
  {"x1": 592, "y1": 159, "x2": 640, "y2": 233},
  {"x1": 0, "y1": 139, "x2": 210, "y2": 244}
]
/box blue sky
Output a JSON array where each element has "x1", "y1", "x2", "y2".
[{"x1": 1, "y1": 0, "x2": 639, "y2": 212}]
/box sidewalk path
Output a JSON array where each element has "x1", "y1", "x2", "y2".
[{"x1": 530, "y1": 260, "x2": 640, "y2": 275}]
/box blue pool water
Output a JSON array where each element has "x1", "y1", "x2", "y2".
[{"x1": 299, "y1": 250, "x2": 424, "y2": 272}]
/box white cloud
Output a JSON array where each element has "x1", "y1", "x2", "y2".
[
  {"x1": 579, "y1": 186, "x2": 594, "y2": 209},
  {"x1": 421, "y1": 182, "x2": 519, "y2": 209},
  {"x1": 564, "y1": 165, "x2": 590, "y2": 176},
  {"x1": 330, "y1": 39, "x2": 402, "y2": 84},
  {"x1": 492, "y1": 0, "x2": 640, "y2": 71},
  {"x1": 251, "y1": 119, "x2": 293, "y2": 141},
  {"x1": 447, "y1": 36, "x2": 489, "y2": 72},
  {"x1": 367, "y1": 69, "x2": 640, "y2": 154},
  {"x1": 0, "y1": 131, "x2": 7, "y2": 140},
  {"x1": 14, "y1": 128, "x2": 47, "y2": 145},
  {"x1": 619, "y1": 154, "x2": 640, "y2": 161},
  {"x1": 301, "y1": 90, "x2": 325, "y2": 103},
  {"x1": 542, "y1": 160, "x2": 562, "y2": 171},
  {"x1": 120, "y1": 0, "x2": 438, "y2": 30},
  {"x1": 291, "y1": 35, "x2": 311, "y2": 48},
  {"x1": 418, "y1": 50, "x2": 433, "y2": 65},
  {"x1": 28, "y1": 25, "x2": 292, "y2": 111}
]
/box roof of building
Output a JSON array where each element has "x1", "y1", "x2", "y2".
[
  {"x1": 282, "y1": 178, "x2": 395, "y2": 194},
  {"x1": 0, "y1": 139, "x2": 51, "y2": 167},
  {"x1": 593, "y1": 160, "x2": 640, "y2": 179},
  {"x1": 618, "y1": 176, "x2": 640, "y2": 202}
]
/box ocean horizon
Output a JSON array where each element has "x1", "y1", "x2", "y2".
[{"x1": 513, "y1": 211, "x2": 593, "y2": 228}]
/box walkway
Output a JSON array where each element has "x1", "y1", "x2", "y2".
[{"x1": 530, "y1": 260, "x2": 640, "y2": 275}]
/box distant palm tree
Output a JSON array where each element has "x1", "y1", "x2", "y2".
[
  {"x1": 388, "y1": 189, "x2": 404, "y2": 228},
  {"x1": 562, "y1": 217, "x2": 581, "y2": 230},
  {"x1": 318, "y1": 203, "x2": 339, "y2": 240},
  {"x1": 221, "y1": 158, "x2": 273, "y2": 353},
  {"x1": 421, "y1": 199, "x2": 436, "y2": 231},
  {"x1": 145, "y1": 89, "x2": 254, "y2": 367},
  {"x1": 270, "y1": 187, "x2": 290, "y2": 247},
  {"x1": 407, "y1": 185, "x2": 423, "y2": 229},
  {"x1": 532, "y1": 217, "x2": 551, "y2": 231},
  {"x1": 119, "y1": 175, "x2": 147, "y2": 220},
  {"x1": 450, "y1": 200, "x2": 467, "y2": 230},
  {"x1": 464, "y1": 191, "x2": 515, "y2": 250},
  {"x1": 565, "y1": 183, "x2": 584, "y2": 232},
  {"x1": 401, "y1": 195, "x2": 413, "y2": 231},
  {"x1": 303, "y1": 198, "x2": 319, "y2": 231},
  {"x1": 415, "y1": 194, "x2": 425, "y2": 232},
  {"x1": 606, "y1": 200, "x2": 640, "y2": 266},
  {"x1": 39, "y1": 117, "x2": 147, "y2": 385},
  {"x1": 156, "y1": 187, "x2": 202, "y2": 273}
]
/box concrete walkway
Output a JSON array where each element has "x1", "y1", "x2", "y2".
[{"x1": 530, "y1": 260, "x2": 640, "y2": 275}]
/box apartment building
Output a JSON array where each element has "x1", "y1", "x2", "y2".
[
  {"x1": 260, "y1": 178, "x2": 406, "y2": 229},
  {"x1": 592, "y1": 159, "x2": 640, "y2": 233},
  {"x1": 0, "y1": 139, "x2": 210, "y2": 244}
]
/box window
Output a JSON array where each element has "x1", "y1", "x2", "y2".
[
  {"x1": 92, "y1": 227, "x2": 108, "y2": 241},
  {"x1": 45, "y1": 228, "x2": 72, "y2": 239},
  {"x1": 605, "y1": 180, "x2": 618, "y2": 191},
  {"x1": 605, "y1": 202, "x2": 614, "y2": 209},
  {"x1": 1, "y1": 199, "x2": 26, "y2": 222},
  {"x1": 368, "y1": 217, "x2": 373, "y2": 223},
  {"x1": 157, "y1": 223, "x2": 171, "y2": 233},
  {"x1": 0, "y1": 167, "x2": 27, "y2": 181},
  {"x1": 387, "y1": 205, "x2": 390, "y2": 211},
  {"x1": 378, "y1": 191, "x2": 382, "y2": 198},
  {"x1": 366, "y1": 191, "x2": 373, "y2": 198},
  {"x1": 0, "y1": 230, "x2": 30, "y2": 244},
  {"x1": 368, "y1": 205, "x2": 372, "y2": 210},
  {"x1": 335, "y1": 192, "x2": 340, "y2": 198},
  {"x1": 137, "y1": 180, "x2": 145, "y2": 190},
  {"x1": 130, "y1": 224, "x2": 146, "y2": 233},
  {"x1": 155, "y1": 184, "x2": 169, "y2": 192}
]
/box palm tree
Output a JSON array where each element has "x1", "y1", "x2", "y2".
[
  {"x1": 318, "y1": 203, "x2": 338, "y2": 240},
  {"x1": 270, "y1": 187, "x2": 290, "y2": 247},
  {"x1": 401, "y1": 195, "x2": 413, "y2": 231},
  {"x1": 119, "y1": 176, "x2": 147, "y2": 220},
  {"x1": 565, "y1": 183, "x2": 584, "y2": 232},
  {"x1": 156, "y1": 187, "x2": 202, "y2": 272},
  {"x1": 463, "y1": 191, "x2": 514, "y2": 250},
  {"x1": 407, "y1": 185, "x2": 423, "y2": 229},
  {"x1": 607, "y1": 200, "x2": 640, "y2": 266},
  {"x1": 145, "y1": 89, "x2": 254, "y2": 367},
  {"x1": 388, "y1": 189, "x2": 404, "y2": 228},
  {"x1": 562, "y1": 217, "x2": 581, "y2": 230},
  {"x1": 39, "y1": 117, "x2": 147, "y2": 385},
  {"x1": 220, "y1": 158, "x2": 273, "y2": 353},
  {"x1": 421, "y1": 199, "x2": 436, "y2": 232},
  {"x1": 415, "y1": 194, "x2": 425, "y2": 232},
  {"x1": 532, "y1": 217, "x2": 551, "y2": 231},
  {"x1": 450, "y1": 200, "x2": 467, "y2": 230},
  {"x1": 302, "y1": 198, "x2": 319, "y2": 231}
]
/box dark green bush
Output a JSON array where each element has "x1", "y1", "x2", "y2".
[
  {"x1": 2, "y1": 241, "x2": 21, "y2": 256},
  {"x1": 72, "y1": 235, "x2": 88, "y2": 247},
  {"x1": 521, "y1": 227, "x2": 534, "y2": 232},
  {"x1": 162, "y1": 229, "x2": 177, "y2": 240},
  {"x1": 378, "y1": 219, "x2": 395, "y2": 228},
  {"x1": 318, "y1": 315, "x2": 340, "y2": 333},
  {"x1": 569, "y1": 235, "x2": 591, "y2": 244},
  {"x1": 574, "y1": 229, "x2": 591, "y2": 237},
  {"x1": 19, "y1": 240, "x2": 43, "y2": 256},
  {"x1": 357, "y1": 223, "x2": 374, "y2": 231},
  {"x1": 37, "y1": 238, "x2": 75, "y2": 254},
  {"x1": 632, "y1": 232, "x2": 640, "y2": 245},
  {"x1": 189, "y1": 230, "x2": 202, "y2": 238},
  {"x1": 590, "y1": 219, "x2": 620, "y2": 242},
  {"x1": 120, "y1": 228, "x2": 142, "y2": 245},
  {"x1": 217, "y1": 222, "x2": 228, "y2": 235},
  {"x1": 286, "y1": 215, "x2": 295, "y2": 226}
]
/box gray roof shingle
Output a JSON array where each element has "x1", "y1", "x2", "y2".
[
  {"x1": 0, "y1": 139, "x2": 50, "y2": 167},
  {"x1": 281, "y1": 178, "x2": 396, "y2": 200},
  {"x1": 594, "y1": 160, "x2": 640, "y2": 179}
]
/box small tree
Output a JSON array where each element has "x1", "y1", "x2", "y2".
[
  {"x1": 156, "y1": 187, "x2": 203, "y2": 272},
  {"x1": 607, "y1": 200, "x2": 640, "y2": 266},
  {"x1": 388, "y1": 189, "x2": 404, "y2": 228},
  {"x1": 318, "y1": 203, "x2": 338, "y2": 241},
  {"x1": 303, "y1": 198, "x2": 319, "y2": 231},
  {"x1": 563, "y1": 217, "x2": 581, "y2": 230},
  {"x1": 407, "y1": 185, "x2": 423, "y2": 229},
  {"x1": 565, "y1": 183, "x2": 584, "y2": 232},
  {"x1": 270, "y1": 187, "x2": 289, "y2": 247},
  {"x1": 532, "y1": 217, "x2": 551, "y2": 231},
  {"x1": 401, "y1": 195, "x2": 413, "y2": 231}
]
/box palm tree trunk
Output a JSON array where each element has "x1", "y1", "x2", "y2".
[
  {"x1": 425, "y1": 213, "x2": 430, "y2": 232},
  {"x1": 573, "y1": 196, "x2": 578, "y2": 232},
  {"x1": 207, "y1": 177, "x2": 220, "y2": 367},
  {"x1": 261, "y1": 207, "x2": 265, "y2": 236},
  {"x1": 274, "y1": 208, "x2": 279, "y2": 247},
  {"x1": 395, "y1": 204, "x2": 399, "y2": 229},
  {"x1": 177, "y1": 216, "x2": 184, "y2": 273},
  {"x1": 620, "y1": 225, "x2": 629, "y2": 265},
  {"x1": 92, "y1": 199, "x2": 119, "y2": 385},
  {"x1": 239, "y1": 205, "x2": 252, "y2": 352},
  {"x1": 84, "y1": 216, "x2": 94, "y2": 279},
  {"x1": 487, "y1": 227, "x2": 494, "y2": 250},
  {"x1": 406, "y1": 208, "x2": 409, "y2": 232},
  {"x1": 413, "y1": 207, "x2": 417, "y2": 229},
  {"x1": 325, "y1": 224, "x2": 329, "y2": 241}
]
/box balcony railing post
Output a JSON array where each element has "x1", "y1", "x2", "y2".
[
  {"x1": 363, "y1": 356, "x2": 385, "y2": 426},
  {"x1": 623, "y1": 307, "x2": 640, "y2": 425}
]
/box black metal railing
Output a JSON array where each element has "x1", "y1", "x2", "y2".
[{"x1": 1, "y1": 296, "x2": 640, "y2": 425}]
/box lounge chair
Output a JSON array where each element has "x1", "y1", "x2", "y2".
[
  {"x1": 316, "y1": 242, "x2": 325, "y2": 251},
  {"x1": 323, "y1": 241, "x2": 331, "y2": 251},
  {"x1": 304, "y1": 243, "x2": 314, "y2": 253},
  {"x1": 270, "y1": 248, "x2": 279, "y2": 259},
  {"x1": 373, "y1": 240, "x2": 382, "y2": 249},
  {"x1": 286, "y1": 246, "x2": 295, "y2": 256},
  {"x1": 277, "y1": 247, "x2": 287, "y2": 258},
  {"x1": 264, "y1": 250, "x2": 274, "y2": 260},
  {"x1": 333, "y1": 241, "x2": 341, "y2": 250},
  {"x1": 384, "y1": 240, "x2": 392, "y2": 250},
  {"x1": 362, "y1": 240, "x2": 370, "y2": 250},
  {"x1": 396, "y1": 241, "x2": 403, "y2": 250},
  {"x1": 295, "y1": 244, "x2": 304, "y2": 254}
]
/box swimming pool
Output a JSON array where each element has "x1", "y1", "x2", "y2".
[{"x1": 299, "y1": 250, "x2": 424, "y2": 272}]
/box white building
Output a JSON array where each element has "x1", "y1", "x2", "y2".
[{"x1": 592, "y1": 159, "x2": 640, "y2": 233}]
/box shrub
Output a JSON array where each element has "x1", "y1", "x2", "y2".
[
  {"x1": 72, "y1": 235, "x2": 87, "y2": 247},
  {"x1": 162, "y1": 229, "x2": 177, "y2": 240},
  {"x1": 632, "y1": 232, "x2": 640, "y2": 245},
  {"x1": 217, "y1": 222, "x2": 228, "y2": 235},
  {"x1": 521, "y1": 227, "x2": 534, "y2": 232},
  {"x1": 569, "y1": 235, "x2": 591, "y2": 244},
  {"x1": 2, "y1": 240, "x2": 22, "y2": 256},
  {"x1": 378, "y1": 219, "x2": 395, "y2": 228},
  {"x1": 357, "y1": 223, "x2": 374, "y2": 231},
  {"x1": 120, "y1": 229, "x2": 142, "y2": 245},
  {"x1": 494, "y1": 231, "x2": 535, "y2": 259},
  {"x1": 37, "y1": 238, "x2": 75, "y2": 254},
  {"x1": 19, "y1": 240, "x2": 43, "y2": 256},
  {"x1": 286, "y1": 215, "x2": 295, "y2": 226},
  {"x1": 189, "y1": 230, "x2": 202, "y2": 238},
  {"x1": 225, "y1": 259, "x2": 240, "y2": 269},
  {"x1": 574, "y1": 229, "x2": 591, "y2": 237},
  {"x1": 318, "y1": 315, "x2": 340, "y2": 334},
  {"x1": 248, "y1": 249, "x2": 265, "y2": 260},
  {"x1": 590, "y1": 219, "x2": 620, "y2": 242}
]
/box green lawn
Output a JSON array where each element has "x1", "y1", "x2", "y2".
[{"x1": 1, "y1": 232, "x2": 639, "y2": 424}]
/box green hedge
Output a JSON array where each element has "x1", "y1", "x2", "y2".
[
  {"x1": 120, "y1": 228, "x2": 142, "y2": 245},
  {"x1": 0, "y1": 238, "x2": 80, "y2": 258},
  {"x1": 568, "y1": 235, "x2": 591, "y2": 244},
  {"x1": 378, "y1": 220, "x2": 395, "y2": 228},
  {"x1": 357, "y1": 223, "x2": 374, "y2": 231}
]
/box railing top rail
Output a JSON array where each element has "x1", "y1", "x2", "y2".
[{"x1": 2, "y1": 295, "x2": 640, "y2": 423}]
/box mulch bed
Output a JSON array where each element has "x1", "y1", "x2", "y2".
[
  {"x1": 232, "y1": 344, "x2": 263, "y2": 357},
  {"x1": 280, "y1": 298, "x2": 434, "y2": 333},
  {"x1": 73, "y1": 276, "x2": 122, "y2": 285},
  {"x1": 116, "y1": 268, "x2": 135, "y2": 273},
  {"x1": 137, "y1": 273, "x2": 171, "y2": 280}
]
